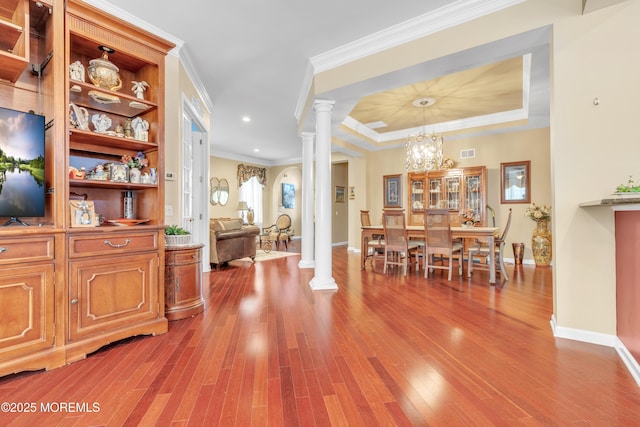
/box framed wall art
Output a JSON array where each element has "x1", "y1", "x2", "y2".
[
  {"x1": 335, "y1": 186, "x2": 345, "y2": 203},
  {"x1": 501, "y1": 160, "x2": 530, "y2": 204},
  {"x1": 383, "y1": 174, "x2": 402, "y2": 208},
  {"x1": 282, "y1": 182, "x2": 295, "y2": 209}
]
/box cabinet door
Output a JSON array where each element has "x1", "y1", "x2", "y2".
[
  {"x1": 427, "y1": 177, "x2": 443, "y2": 209},
  {"x1": 444, "y1": 174, "x2": 462, "y2": 210},
  {"x1": 174, "y1": 260, "x2": 201, "y2": 306},
  {"x1": 0, "y1": 264, "x2": 55, "y2": 362},
  {"x1": 463, "y1": 167, "x2": 487, "y2": 224},
  {"x1": 68, "y1": 253, "x2": 159, "y2": 341}
]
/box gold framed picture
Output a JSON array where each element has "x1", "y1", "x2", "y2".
[{"x1": 69, "y1": 200, "x2": 97, "y2": 228}]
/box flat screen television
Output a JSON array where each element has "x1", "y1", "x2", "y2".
[{"x1": 0, "y1": 106, "x2": 46, "y2": 226}]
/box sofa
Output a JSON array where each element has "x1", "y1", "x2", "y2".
[{"x1": 209, "y1": 218, "x2": 260, "y2": 268}]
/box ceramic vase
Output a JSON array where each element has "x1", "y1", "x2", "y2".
[
  {"x1": 247, "y1": 209, "x2": 255, "y2": 225},
  {"x1": 129, "y1": 167, "x2": 141, "y2": 183},
  {"x1": 531, "y1": 219, "x2": 552, "y2": 267}
]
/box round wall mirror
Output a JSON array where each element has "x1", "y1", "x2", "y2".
[
  {"x1": 210, "y1": 177, "x2": 219, "y2": 205},
  {"x1": 218, "y1": 178, "x2": 229, "y2": 206}
]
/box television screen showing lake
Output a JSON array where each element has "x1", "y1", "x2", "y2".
[{"x1": 0, "y1": 169, "x2": 45, "y2": 217}]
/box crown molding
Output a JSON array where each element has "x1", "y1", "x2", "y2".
[
  {"x1": 309, "y1": 0, "x2": 525, "y2": 73},
  {"x1": 81, "y1": 0, "x2": 184, "y2": 52}
]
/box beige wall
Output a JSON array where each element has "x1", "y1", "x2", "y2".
[{"x1": 164, "y1": 55, "x2": 211, "y2": 226}]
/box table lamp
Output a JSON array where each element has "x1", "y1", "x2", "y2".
[{"x1": 236, "y1": 201, "x2": 249, "y2": 224}]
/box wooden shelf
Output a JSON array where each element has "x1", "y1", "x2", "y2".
[
  {"x1": 0, "y1": 0, "x2": 28, "y2": 82},
  {"x1": 70, "y1": 128, "x2": 157, "y2": 155},
  {"x1": 70, "y1": 178, "x2": 157, "y2": 190},
  {"x1": 69, "y1": 81, "x2": 157, "y2": 117}
]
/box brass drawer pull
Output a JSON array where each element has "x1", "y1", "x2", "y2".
[
  {"x1": 104, "y1": 239, "x2": 131, "y2": 248},
  {"x1": 0, "y1": 247, "x2": 7, "y2": 254}
]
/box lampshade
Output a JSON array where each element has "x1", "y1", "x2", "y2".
[{"x1": 236, "y1": 201, "x2": 249, "y2": 211}]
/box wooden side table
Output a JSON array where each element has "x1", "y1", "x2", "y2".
[{"x1": 164, "y1": 243, "x2": 205, "y2": 321}]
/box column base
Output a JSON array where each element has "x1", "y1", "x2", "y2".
[
  {"x1": 309, "y1": 276, "x2": 338, "y2": 291},
  {"x1": 298, "y1": 259, "x2": 315, "y2": 269}
]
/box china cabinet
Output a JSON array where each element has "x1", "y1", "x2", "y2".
[
  {"x1": 0, "y1": 0, "x2": 174, "y2": 377},
  {"x1": 408, "y1": 167, "x2": 487, "y2": 226}
]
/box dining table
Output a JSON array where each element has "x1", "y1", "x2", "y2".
[{"x1": 361, "y1": 224, "x2": 501, "y2": 284}]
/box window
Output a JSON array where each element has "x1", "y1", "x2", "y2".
[{"x1": 239, "y1": 176, "x2": 263, "y2": 227}]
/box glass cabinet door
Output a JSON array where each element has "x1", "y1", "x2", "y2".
[
  {"x1": 444, "y1": 175, "x2": 461, "y2": 210},
  {"x1": 427, "y1": 177, "x2": 442, "y2": 208},
  {"x1": 465, "y1": 174, "x2": 483, "y2": 221},
  {"x1": 410, "y1": 178, "x2": 424, "y2": 211}
]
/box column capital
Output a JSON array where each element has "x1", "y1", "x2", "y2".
[
  {"x1": 300, "y1": 131, "x2": 315, "y2": 141},
  {"x1": 313, "y1": 99, "x2": 335, "y2": 113}
]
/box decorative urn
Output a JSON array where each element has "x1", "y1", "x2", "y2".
[{"x1": 87, "y1": 46, "x2": 122, "y2": 91}]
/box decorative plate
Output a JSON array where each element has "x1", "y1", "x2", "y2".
[{"x1": 107, "y1": 218, "x2": 149, "y2": 226}]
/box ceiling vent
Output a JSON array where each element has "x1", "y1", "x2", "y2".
[{"x1": 460, "y1": 149, "x2": 476, "y2": 159}]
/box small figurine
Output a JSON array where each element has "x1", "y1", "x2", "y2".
[
  {"x1": 131, "y1": 81, "x2": 149, "y2": 100},
  {"x1": 91, "y1": 113, "x2": 112, "y2": 134},
  {"x1": 131, "y1": 117, "x2": 149, "y2": 141},
  {"x1": 69, "y1": 60, "x2": 85, "y2": 82}
]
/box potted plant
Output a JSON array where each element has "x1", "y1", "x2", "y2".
[{"x1": 164, "y1": 225, "x2": 191, "y2": 246}]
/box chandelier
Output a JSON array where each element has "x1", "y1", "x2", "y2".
[{"x1": 405, "y1": 97, "x2": 444, "y2": 172}]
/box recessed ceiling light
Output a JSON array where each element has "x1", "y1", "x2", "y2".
[
  {"x1": 242, "y1": 116, "x2": 251, "y2": 123},
  {"x1": 253, "y1": 148, "x2": 260, "y2": 152}
]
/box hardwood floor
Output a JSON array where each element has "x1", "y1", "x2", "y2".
[{"x1": 1, "y1": 241, "x2": 639, "y2": 426}]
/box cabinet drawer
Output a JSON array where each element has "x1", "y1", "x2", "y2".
[
  {"x1": 167, "y1": 248, "x2": 201, "y2": 265},
  {"x1": 0, "y1": 237, "x2": 55, "y2": 265},
  {"x1": 69, "y1": 231, "x2": 159, "y2": 258}
]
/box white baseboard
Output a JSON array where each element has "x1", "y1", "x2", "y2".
[
  {"x1": 550, "y1": 314, "x2": 640, "y2": 387},
  {"x1": 615, "y1": 338, "x2": 640, "y2": 387},
  {"x1": 332, "y1": 241, "x2": 348, "y2": 247}
]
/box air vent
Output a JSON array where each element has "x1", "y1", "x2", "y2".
[{"x1": 460, "y1": 149, "x2": 476, "y2": 159}]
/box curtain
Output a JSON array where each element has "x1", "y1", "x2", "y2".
[{"x1": 237, "y1": 164, "x2": 267, "y2": 187}]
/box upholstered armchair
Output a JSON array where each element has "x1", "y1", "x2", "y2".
[{"x1": 260, "y1": 214, "x2": 292, "y2": 250}]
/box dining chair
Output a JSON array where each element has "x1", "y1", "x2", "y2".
[
  {"x1": 467, "y1": 208, "x2": 512, "y2": 281},
  {"x1": 424, "y1": 209, "x2": 464, "y2": 281},
  {"x1": 382, "y1": 210, "x2": 421, "y2": 275},
  {"x1": 360, "y1": 210, "x2": 385, "y2": 266}
]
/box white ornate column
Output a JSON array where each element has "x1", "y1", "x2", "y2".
[
  {"x1": 310, "y1": 99, "x2": 338, "y2": 290},
  {"x1": 298, "y1": 131, "x2": 315, "y2": 269}
]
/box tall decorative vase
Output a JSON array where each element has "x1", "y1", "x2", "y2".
[{"x1": 531, "y1": 219, "x2": 552, "y2": 267}]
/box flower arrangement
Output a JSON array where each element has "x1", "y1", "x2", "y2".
[
  {"x1": 615, "y1": 176, "x2": 640, "y2": 193},
  {"x1": 460, "y1": 208, "x2": 475, "y2": 223},
  {"x1": 526, "y1": 203, "x2": 551, "y2": 222},
  {"x1": 121, "y1": 151, "x2": 148, "y2": 169}
]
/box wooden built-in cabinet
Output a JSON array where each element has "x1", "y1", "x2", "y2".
[
  {"x1": 0, "y1": 0, "x2": 174, "y2": 377},
  {"x1": 164, "y1": 244, "x2": 205, "y2": 321},
  {"x1": 0, "y1": 0, "x2": 30, "y2": 82},
  {"x1": 408, "y1": 167, "x2": 487, "y2": 226}
]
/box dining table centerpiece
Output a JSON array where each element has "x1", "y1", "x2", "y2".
[
  {"x1": 460, "y1": 208, "x2": 475, "y2": 228},
  {"x1": 526, "y1": 203, "x2": 552, "y2": 266}
]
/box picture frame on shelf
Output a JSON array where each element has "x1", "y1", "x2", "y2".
[
  {"x1": 69, "y1": 200, "x2": 97, "y2": 228},
  {"x1": 110, "y1": 163, "x2": 128, "y2": 183},
  {"x1": 335, "y1": 186, "x2": 345, "y2": 203},
  {"x1": 501, "y1": 160, "x2": 531, "y2": 204},
  {"x1": 383, "y1": 174, "x2": 402, "y2": 208}
]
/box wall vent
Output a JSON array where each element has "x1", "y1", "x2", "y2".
[{"x1": 460, "y1": 148, "x2": 476, "y2": 159}]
